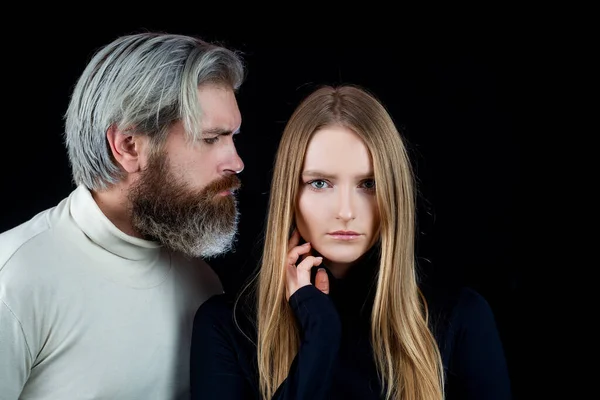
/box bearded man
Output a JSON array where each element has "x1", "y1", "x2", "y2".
[{"x1": 0, "y1": 32, "x2": 246, "y2": 400}]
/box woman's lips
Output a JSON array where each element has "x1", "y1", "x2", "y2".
[{"x1": 327, "y1": 231, "x2": 362, "y2": 240}]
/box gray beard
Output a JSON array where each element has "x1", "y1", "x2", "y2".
[{"x1": 128, "y1": 153, "x2": 241, "y2": 259}]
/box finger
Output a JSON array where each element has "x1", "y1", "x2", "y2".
[
  {"x1": 286, "y1": 242, "x2": 311, "y2": 266},
  {"x1": 285, "y1": 262, "x2": 297, "y2": 300},
  {"x1": 298, "y1": 240, "x2": 316, "y2": 263},
  {"x1": 314, "y1": 268, "x2": 329, "y2": 295},
  {"x1": 296, "y1": 256, "x2": 323, "y2": 287},
  {"x1": 299, "y1": 249, "x2": 310, "y2": 263}
]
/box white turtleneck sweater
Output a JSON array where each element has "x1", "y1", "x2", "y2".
[{"x1": 0, "y1": 185, "x2": 223, "y2": 400}]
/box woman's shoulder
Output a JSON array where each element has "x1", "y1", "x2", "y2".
[
  {"x1": 441, "y1": 286, "x2": 496, "y2": 325},
  {"x1": 193, "y1": 291, "x2": 257, "y2": 343},
  {"x1": 453, "y1": 287, "x2": 495, "y2": 317},
  {"x1": 425, "y1": 285, "x2": 496, "y2": 327},
  {"x1": 194, "y1": 293, "x2": 236, "y2": 329},
  {"x1": 424, "y1": 283, "x2": 503, "y2": 355}
]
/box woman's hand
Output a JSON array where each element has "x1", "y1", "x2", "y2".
[{"x1": 286, "y1": 230, "x2": 330, "y2": 300}]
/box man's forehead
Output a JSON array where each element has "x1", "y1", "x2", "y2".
[{"x1": 196, "y1": 85, "x2": 241, "y2": 135}]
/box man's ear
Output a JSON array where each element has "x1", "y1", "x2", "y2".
[{"x1": 106, "y1": 125, "x2": 146, "y2": 173}]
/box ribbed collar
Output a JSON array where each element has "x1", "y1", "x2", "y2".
[{"x1": 69, "y1": 185, "x2": 162, "y2": 262}]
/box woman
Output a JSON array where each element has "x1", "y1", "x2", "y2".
[{"x1": 190, "y1": 84, "x2": 512, "y2": 399}]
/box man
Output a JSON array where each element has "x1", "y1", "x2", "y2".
[{"x1": 0, "y1": 32, "x2": 246, "y2": 399}]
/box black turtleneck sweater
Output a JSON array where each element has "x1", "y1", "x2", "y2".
[{"x1": 190, "y1": 257, "x2": 512, "y2": 399}]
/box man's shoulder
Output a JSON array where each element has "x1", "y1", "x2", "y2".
[
  {"x1": 0, "y1": 195, "x2": 74, "y2": 283},
  {"x1": 0, "y1": 208, "x2": 53, "y2": 272},
  {"x1": 0, "y1": 203, "x2": 70, "y2": 315}
]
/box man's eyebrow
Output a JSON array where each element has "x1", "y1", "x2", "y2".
[{"x1": 202, "y1": 127, "x2": 240, "y2": 136}]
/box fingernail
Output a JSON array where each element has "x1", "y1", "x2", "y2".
[
  {"x1": 316, "y1": 257, "x2": 323, "y2": 261},
  {"x1": 303, "y1": 242, "x2": 310, "y2": 246},
  {"x1": 318, "y1": 268, "x2": 325, "y2": 272}
]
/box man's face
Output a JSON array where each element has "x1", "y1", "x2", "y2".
[{"x1": 129, "y1": 84, "x2": 244, "y2": 258}]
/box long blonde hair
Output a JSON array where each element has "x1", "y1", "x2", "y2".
[{"x1": 255, "y1": 85, "x2": 444, "y2": 399}]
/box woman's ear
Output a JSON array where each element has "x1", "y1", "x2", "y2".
[
  {"x1": 296, "y1": 234, "x2": 307, "y2": 246},
  {"x1": 289, "y1": 223, "x2": 307, "y2": 245}
]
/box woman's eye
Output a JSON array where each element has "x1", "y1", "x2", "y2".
[
  {"x1": 362, "y1": 179, "x2": 376, "y2": 190},
  {"x1": 309, "y1": 180, "x2": 328, "y2": 189}
]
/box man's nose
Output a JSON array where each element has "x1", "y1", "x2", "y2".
[{"x1": 222, "y1": 144, "x2": 244, "y2": 175}]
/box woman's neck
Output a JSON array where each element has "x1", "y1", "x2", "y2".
[{"x1": 325, "y1": 261, "x2": 353, "y2": 279}]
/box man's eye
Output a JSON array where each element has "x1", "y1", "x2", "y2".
[{"x1": 203, "y1": 137, "x2": 219, "y2": 145}]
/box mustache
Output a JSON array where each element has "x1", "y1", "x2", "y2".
[{"x1": 202, "y1": 174, "x2": 242, "y2": 198}]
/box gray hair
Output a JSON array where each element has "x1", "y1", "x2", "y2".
[{"x1": 64, "y1": 32, "x2": 245, "y2": 190}]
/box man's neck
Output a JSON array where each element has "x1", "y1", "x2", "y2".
[{"x1": 91, "y1": 182, "x2": 140, "y2": 238}]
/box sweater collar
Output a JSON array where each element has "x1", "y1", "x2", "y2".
[{"x1": 69, "y1": 185, "x2": 162, "y2": 261}]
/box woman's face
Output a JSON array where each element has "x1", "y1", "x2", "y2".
[{"x1": 295, "y1": 125, "x2": 380, "y2": 278}]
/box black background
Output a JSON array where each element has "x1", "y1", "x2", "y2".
[{"x1": 2, "y1": 17, "x2": 541, "y2": 398}]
